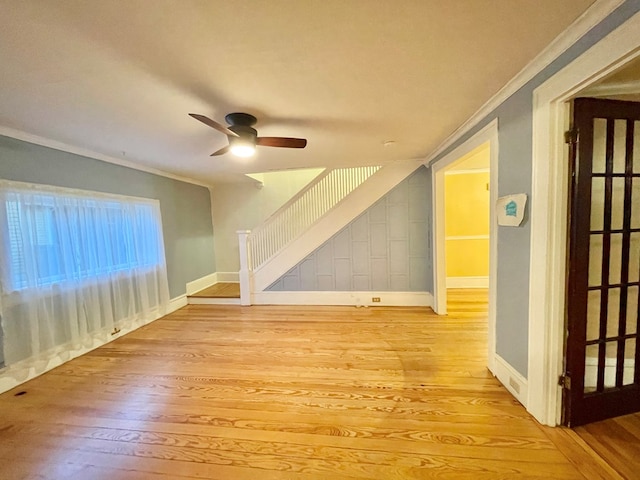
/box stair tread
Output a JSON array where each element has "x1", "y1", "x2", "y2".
[{"x1": 189, "y1": 283, "x2": 240, "y2": 298}]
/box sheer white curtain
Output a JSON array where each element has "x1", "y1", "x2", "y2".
[{"x1": 0, "y1": 180, "x2": 170, "y2": 368}]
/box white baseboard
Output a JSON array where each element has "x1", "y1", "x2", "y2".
[
  {"x1": 251, "y1": 291, "x2": 433, "y2": 307},
  {"x1": 185, "y1": 272, "x2": 239, "y2": 296},
  {"x1": 168, "y1": 294, "x2": 188, "y2": 312},
  {"x1": 186, "y1": 273, "x2": 218, "y2": 295},
  {"x1": 446, "y1": 276, "x2": 489, "y2": 288},
  {"x1": 188, "y1": 297, "x2": 241, "y2": 305},
  {"x1": 491, "y1": 354, "x2": 529, "y2": 408}
]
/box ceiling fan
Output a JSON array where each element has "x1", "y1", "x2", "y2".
[{"x1": 189, "y1": 112, "x2": 307, "y2": 157}]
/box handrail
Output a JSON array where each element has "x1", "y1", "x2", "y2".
[{"x1": 246, "y1": 166, "x2": 381, "y2": 270}]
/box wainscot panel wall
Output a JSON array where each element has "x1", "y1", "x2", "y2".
[
  {"x1": 427, "y1": 0, "x2": 640, "y2": 377},
  {"x1": 0, "y1": 135, "x2": 216, "y2": 300},
  {"x1": 268, "y1": 166, "x2": 431, "y2": 292}
]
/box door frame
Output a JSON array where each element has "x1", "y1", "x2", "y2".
[
  {"x1": 430, "y1": 119, "x2": 498, "y2": 373},
  {"x1": 529, "y1": 11, "x2": 640, "y2": 426}
]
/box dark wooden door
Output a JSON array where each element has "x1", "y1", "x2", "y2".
[{"x1": 564, "y1": 97, "x2": 640, "y2": 427}]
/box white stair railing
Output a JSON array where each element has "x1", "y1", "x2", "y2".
[{"x1": 247, "y1": 166, "x2": 381, "y2": 271}]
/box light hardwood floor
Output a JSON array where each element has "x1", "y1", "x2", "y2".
[
  {"x1": 0, "y1": 296, "x2": 629, "y2": 479},
  {"x1": 190, "y1": 282, "x2": 240, "y2": 298},
  {"x1": 446, "y1": 288, "x2": 489, "y2": 317}
]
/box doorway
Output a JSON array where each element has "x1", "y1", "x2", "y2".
[
  {"x1": 431, "y1": 120, "x2": 498, "y2": 374},
  {"x1": 563, "y1": 97, "x2": 640, "y2": 427},
  {"x1": 529, "y1": 13, "x2": 640, "y2": 426},
  {"x1": 443, "y1": 145, "x2": 490, "y2": 293}
]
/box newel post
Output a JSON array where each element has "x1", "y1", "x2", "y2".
[{"x1": 237, "y1": 230, "x2": 252, "y2": 306}]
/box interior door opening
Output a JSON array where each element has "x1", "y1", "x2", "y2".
[
  {"x1": 431, "y1": 120, "x2": 498, "y2": 374},
  {"x1": 443, "y1": 145, "x2": 491, "y2": 316}
]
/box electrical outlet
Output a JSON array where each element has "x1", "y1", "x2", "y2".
[{"x1": 372, "y1": 297, "x2": 381, "y2": 302}]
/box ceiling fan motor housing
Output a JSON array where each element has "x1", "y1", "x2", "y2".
[
  {"x1": 229, "y1": 125, "x2": 257, "y2": 144},
  {"x1": 226, "y1": 113, "x2": 258, "y2": 144},
  {"x1": 225, "y1": 112, "x2": 257, "y2": 127}
]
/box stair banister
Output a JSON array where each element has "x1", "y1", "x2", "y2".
[{"x1": 247, "y1": 166, "x2": 381, "y2": 272}]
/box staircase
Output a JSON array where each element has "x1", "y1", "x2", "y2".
[
  {"x1": 248, "y1": 166, "x2": 380, "y2": 270},
  {"x1": 238, "y1": 160, "x2": 424, "y2": 304}
]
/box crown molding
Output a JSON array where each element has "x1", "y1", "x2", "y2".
[
  {"x1": 0, "y1": 125, "x2": 212, "y2": 188},
  {"x1": 425, "y1": 0, "x2": 625, "y2": 164}
]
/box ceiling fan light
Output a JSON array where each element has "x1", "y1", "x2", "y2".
[{"x1": 230, "y1": 143, "x2": 256, "y2": 158}]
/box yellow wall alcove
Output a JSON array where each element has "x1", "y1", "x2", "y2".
[{"x1": 444, "y1": 145, "x2": 490, "y2": 283}]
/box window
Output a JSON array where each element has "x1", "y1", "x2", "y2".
[
  {"x1": 0, "y1": 180, "x2": 170, "y2": 366},
  {"x1": 0, "y1": 182, "x2": 164, "y2": 292}
]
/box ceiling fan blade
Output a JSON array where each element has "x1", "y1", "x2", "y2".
[
  {"x1": 210, "y1": 145, "x2": 230, "y2": 156},
  {"x1": 189, "y1": 113, "x2": 239, "y2": 137},
  {"x1": 256, "y1": 137, "x2": 307, "y2": 149}
]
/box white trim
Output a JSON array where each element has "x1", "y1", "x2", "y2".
[
  {"x1": 445, "y1": 235, "x2": 490, "y2": 241},
  {"x1": 427, "y1": 119, "x2": 499, "y2": 172},
  {"x1": 424, "y1": 0, "x2": 624, "y2": 165},
  {"x1": 185, "y1": 272, "x2": 241, "y2": 303},
  {"x1": 446, "y1": 276, "x2": 489, "y2": 289},
  {"x1": 431, "y1": 167, "x2": 447, "y2": 315},
  {"x1": 169, "y1": 294, "x2": 188, "y2": 312},
  {"x1": 251, "y1": 291, "x2": 432, "y2": 307},
  {"x1": 188, "y1": 297, "x2": 241, "y2": 305},
  {"x1": 529, "y1": 11, "x2": 640, "y2": 426},
  {"x1": 445, "y1": 168, "x2": 491, "y2": 175},
  {"x1": 0, "y1": 125, "x2": 212, "y2": 188},
  {"x1": 429, "y1": 119, "x2": 498, "y2": 374},
  {"x1": 187, "y1": 272, "x2": 218, "y2": 295},
  {"x1": 185, "y1": 273, "x2": 240, "y2": 296},
  {"x1": 237, "y1": 230, "x2": 252, "y2": 306},
  {"x1": 186, "y1": 273, "x2": 218, "y2": 295},
  {"x1": 493, "y1": 354, "x2": 529, "y2": 407},
  {"x1": 186, "y1": 272, "x2": 240, "y2": 295}
]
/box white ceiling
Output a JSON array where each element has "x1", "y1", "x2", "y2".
[{"x1": 0, "y1": 0, "x2": 596, "y2": 185}]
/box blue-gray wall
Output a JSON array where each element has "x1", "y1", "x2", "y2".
[
  {"x1": 0, "y1": 135, "x2": 216, "y2": 299},
  {"x1": 268, "y1": 166, "x2": 431, "y2": 292},
  {"x1": 429, "y1": 0, "x2": 640, "y2": 377}
]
